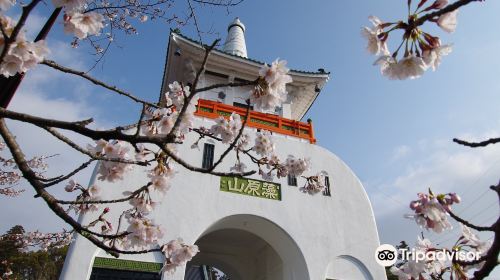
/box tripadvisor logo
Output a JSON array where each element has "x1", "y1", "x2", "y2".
[{"x1": 374, "y1": 244, "x2": 482, "y2": 267}]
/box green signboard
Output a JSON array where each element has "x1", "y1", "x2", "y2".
[{"x1": 220, "y1": 176, "x2": 281, "y2": 201}]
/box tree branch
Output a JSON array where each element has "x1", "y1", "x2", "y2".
[
  {"x1": 447, "y1": 209, "x2": 493, "y2": 232},
  {"x1": 42, "y1": 127, "x2": 150, "y2": 166},
  {"x1": 0, "y1": 119, "x2": 144, "y2": 257},
  {"x1": 41, "y1": 60, "x2": 159, "y2": 108},
  {"x1": 415, "y1": 0, "x2": 482, "y2": 26},
  {"x1": 161, "y1": 145, "x2": 255, "y2": 177},
  {"x1": 453, "y1": 137, "x2": 500, "y2": 148},
  {"x1": 56, "y1": 183, "x2": 151, "y2": 204}
]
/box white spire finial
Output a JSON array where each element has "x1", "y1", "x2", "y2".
[{"x1": 222, "y1": 17, "x2": 247, "y2": 58}]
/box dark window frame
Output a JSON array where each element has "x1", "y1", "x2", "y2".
[
  {"x1": 202, "y1": 143, "x2": 215, "y2": 169},
  {"x1": 287, "y1": 174, "x2": 297, "y2": 186},
  {"x1": 323, "y1": 176, "x2": 331, "y2": 196}
]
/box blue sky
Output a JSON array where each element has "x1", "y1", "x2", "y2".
[{"x1": 1, "y1": 0, "x2": 500, "y2": 277}]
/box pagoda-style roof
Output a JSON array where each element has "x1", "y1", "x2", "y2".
[{"x1": 160, "y1": 31, "x2": 330, "y2": 121}]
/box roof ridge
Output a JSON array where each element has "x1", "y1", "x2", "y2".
[{"x1": 172, "y1": 31, "x2": 331, "y2": 76}]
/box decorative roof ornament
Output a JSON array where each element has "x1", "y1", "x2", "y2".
[{"x1": 222, "y1": 17, "x2": 247, "y2": 58}]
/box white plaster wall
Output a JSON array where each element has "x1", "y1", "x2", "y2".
[{"x1": 60, "y1": 115, "x2": 386, "y2": 280}]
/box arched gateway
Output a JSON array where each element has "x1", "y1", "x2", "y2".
[
  {"x1": 186, "y1": 215, "x2": 308, "y2": 280},
  {"x1": 60, "y1": 18, "x2": 387, "y2": 280}
]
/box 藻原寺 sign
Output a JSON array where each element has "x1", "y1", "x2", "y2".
[{"x1": 220, "y1": 176, "x2": 281, "y2": 201}]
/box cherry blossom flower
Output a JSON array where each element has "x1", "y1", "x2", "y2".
[
  {"x1": 123, "y1": 216, "x2": 164, "y2": 249},
  {"x1": 285, "y1": 156, "x2": 310, "y2": 177},
  {"x1": 210, "y1": 113, "x2": 242, "y2": 144},
  {"x1": 92, "y1": 140, "x2": 133, "y2": 182},
  {"x1": 251, "y1": 59, "x2": 293, "y2": 111},
  {"x1": 373, "y1": 55, "x2": 399, "y2": 79},
  {"x1": 460, "y1": 224, "x2": 492, "y2": 256},
  {"x1": 361, "y1": 16, "x2": 389, "y2": 56},
  {"x1": 236, "y1": 132, "x2": 250, "y2": 150},
  {"x1": 423, "y1": 44, "x2": 452, "y2": 71},
  {"x1": 253, "y1": 130, "x2": 275, "y2": 157},
  {"x1": 150, "y1": 175, "x2": 171, "y2": 195},
  {"x1": 130, "y1": 197, "x2": 156, "y2": 214},
  {"x1": 408, "y1": 191, "x2": 461, "y2": 233},
  {"x1": 0, "y1": 0, "x2": 14, "y2": 11},
  {"x1": 230, "y1": 162, "x2": 247, "y2": 173},
  {"x1": 64, "y1": 179, "x2": 78, "y2": 192},
  {"x1": 162, "y1": 238, "x2": 183, "y2": 257},
  {"x1": 300, "y1": 173, "x2": 325, "y2": 194},
  {"x1": 64, "y1": 12, "x2": 105, "y2": 39},
  {"x1": 437, "y1": 9, "x2": 458, "y2": 33},
  {"x1": 170, "y1": 244, "x2": 199, "y2": 264},
  {"x1": 397, "y1": 55, "x2": 428, "y2": 80},
  {"x1": 0, "y1": 24, "x2": 49, "y2": 77}
]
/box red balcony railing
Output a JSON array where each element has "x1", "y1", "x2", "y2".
[{"x1": 194, "y1": 99, "x2": 316, "y2": 144}]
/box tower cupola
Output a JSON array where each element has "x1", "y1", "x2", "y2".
[{"x1": 222, "y1": 17, "x2": 247, "y2": 58}]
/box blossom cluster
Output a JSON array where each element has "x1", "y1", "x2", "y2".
[
  {"x1": 364, "y1": 0, "x2": 458, "y2": 80},
  {"x1": 253, "y1": 130, "x2": 275, "y2": 157},
  {"x1": 390, "y1": 237, "x2": 445, "y2": 279},
  {"x1": 121, "y1": 215, "x2": 164, "y2": 249},
  {"x1": 90, "y1": 140, "x2": 133, "y2": 182},
  {"x1": 300, "y1": 173, "x2": 325, "y2": 195},
  {"x1": 1, "y1": 230, "x2": 71, "y2": 251},
  {"x1": 0, "y1": 142, "x2": 48, "y2": 197},
  {"x1": 408, "y1": 190, "x2": 460, "y2": 233},
  {"x1": 285, "y1": 155, "x2": 310, "y2": 177},
  {"x1": 141, "y1": 82, "x2": 196, "y2": 137},
  {"x1": 0, "y1": 15, "x2": 49, "y2": 77},
  {"x1": 390, "y1": 225, "x2": 492, "y2": 279},
  {"x1": 251, "y1": 59, "x2": 293, "y2": 111},
  {"x1": 65, "y1": 179, "x2": 101, "y2": 213},
  {"x1": 161, "y1": 239, "x2": 199, "y2": 274},
  {"x1": 210, "y1": 112, "x2": 242, "y2": 144}
]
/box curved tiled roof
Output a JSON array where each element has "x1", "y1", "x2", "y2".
[{"x1": 172, "y1": 30, "x2": 331, "y2": 76}]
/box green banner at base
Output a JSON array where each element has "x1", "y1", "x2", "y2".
[{"x1": 220, "y1": 176, "x2": 281, "y2": 201}]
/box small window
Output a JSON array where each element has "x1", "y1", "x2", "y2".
[
  {"x1": 323, "y1": 176, "x2": 331, "y2": 196},
  {"x1": 202, "y1": 143, "x2": 214, "y2": 169},
  {"x1": 233, "y1": 102, "x2": 253, "y2": 110},
  {"x1": 287, "y1": 174, "x2": 297, "y2": 186}
]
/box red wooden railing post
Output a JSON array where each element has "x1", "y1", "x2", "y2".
[{"x1": 307, "y1": 118, "x2": 316, "y2": 144}]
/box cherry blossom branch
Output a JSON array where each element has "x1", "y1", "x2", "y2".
[
  {"x1": 470, "y1": 182, "x2": 500, "y2": 279},
  {"x1": 0, "y1": 108, "x2": 165, "y2": 144},
  {"x1": 41, "y1": 127, "x2": 150, "y2": 166},
  {"x1": 0, "y1": 119, "x2": 140, "y2": 256},
  {"x1": 447, "y1": 209, "x2": 493, "y2": 232},
  {"x1": 41, "y1": 60, "x2": 160, "y2": 108},
  {"x1": 167, "y1": 39, "x2": 219, "y2": 138},
  {"x1": 195, "y1": 79, "x2": 258, "y2": 93},
  {"x1": 161, "y1": 145, "x2": 255, "y2": 176},
  {"x1": 186, "y1": 0, "x2": 203, "y2": 43},
  {"x1": 192, "y1": 0, "x2": 244, "y2": 6},
  {"x1": 414, "y1": 0, "x2": 482, "y2": 27},
  {"x1": 208, "y1": 101, "x2": 250, "y2": 172},
  {"x1": 56, "y1": 183, "x2": 151, "y2": 204},
  {"x1": 42, "y1": 159, "x2": 95, "y2": 188},
  {"x1": 453, "y1": 137, "x2": 500, "y2": 148}
]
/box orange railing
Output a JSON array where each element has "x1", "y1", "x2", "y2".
[{"x1": 194, "y1": 99, "x2": 316, "y2": 144}]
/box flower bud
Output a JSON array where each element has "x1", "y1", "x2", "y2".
[{"x1": 450, "y1": 193, "x2": 461, "y2": 203}]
